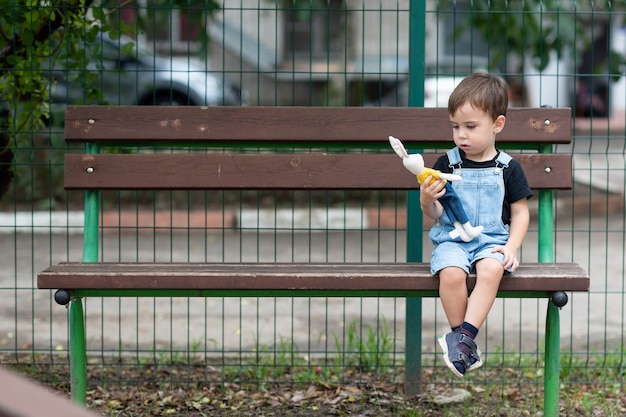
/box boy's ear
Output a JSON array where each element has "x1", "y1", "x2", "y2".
[{"x1": 493, "y1": 115, "x2": 506, "y2": 133}]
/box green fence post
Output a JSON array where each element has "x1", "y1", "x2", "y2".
[
  {"x1": 537, "y1": 144, "x2": 559, "y2": 417},
  {"x1": 404, "y1": 0, "x2": 426, "y2": 397},
  {"x1": 537, "y1": 147, "x2": 554, "y2": 262},
  {"x1": 69, "y1": 142, "x2": 100, "y2": 404}
]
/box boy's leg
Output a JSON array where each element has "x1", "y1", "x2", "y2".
[
  {"x1": 455, "y1": 257, "x2": 504, "y2": 375},
  {"x1": 430, "y1": 243, "x2": 472, "y2": 326},
  {"x1": 438, "y1": 266, "x2": 468, "y2": 328},
  {"x1": 464, "y1": 257, "x2": 504, "y2": 328},
  {"x1": 431, "y1": 244, "x2": 477, "y2": 377},
  {"x1": 437, "y1": 266, "x2": 473, "y2": 378},
  {"x1": 438, "y1": 259, "x2": 504, "y2": 377}
]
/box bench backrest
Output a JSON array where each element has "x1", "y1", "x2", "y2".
[{"x1": 64, "y1": 106, "x2": 572, "y2": 191}]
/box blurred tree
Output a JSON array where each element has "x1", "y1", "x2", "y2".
[
  {"x1": 0, "y1": 0, "x2": 219, "y2": 200},
  {"x1": 441, "y1": 0, "x2": 626, "y2": 75}
]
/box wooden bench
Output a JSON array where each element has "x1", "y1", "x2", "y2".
[{"x1": 38, "y1": 105, "x2": 589, "y2": 416}]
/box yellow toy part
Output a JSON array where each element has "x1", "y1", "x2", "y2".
[{"x1": 417, "y1": 167, "x2": 447, "y2": 190}]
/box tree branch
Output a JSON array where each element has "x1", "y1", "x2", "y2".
[{"x1": 0, "y1": 1, "x2": 91, "y2": 70}]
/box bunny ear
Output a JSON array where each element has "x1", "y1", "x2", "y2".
[{"x1": 388, "y1": 136, "x2": 409, "y2": 158}]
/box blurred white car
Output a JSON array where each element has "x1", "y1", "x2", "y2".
[
  {"x1": 423, "y1": 56, "x2": 490, "y2": 107},
  {"x1": 371, "y1": 56, "x2": 496, "y2": 107}
]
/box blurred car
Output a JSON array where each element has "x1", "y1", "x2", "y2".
[
  {"x1": 423, "y1": 56, "x2": 490, "y2": 107},
  {"x1": 48, "y1": 34, "x2": 246, "y2": 107},
  {"x1": 366, "y1": 56, "x2": 498, "y2": 107}
]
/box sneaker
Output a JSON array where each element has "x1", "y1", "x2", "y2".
[
  {"x1": 438, "y1": 331, "x2": 483, "y2": 378},
  {"x1": 452, "y1": 328, "x2": 483, "y2": 373}
]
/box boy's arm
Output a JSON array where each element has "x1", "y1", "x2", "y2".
[
  {"x1": 507, "y1": 198, "x2": 530, "y2": 251},
  {"x1": 497, "y1": 198, "x2": 530, "y2": 271},
  {"x1": 419, "y1": 176, "x2": 445, "y2": 220}
]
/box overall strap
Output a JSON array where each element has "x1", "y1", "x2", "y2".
[
  {"x1": 447, "y1": 147, "x2": 512, "y2": 168},
  {"x1": 495, "y1": 150, "x2": 512, "y2": 168},
  {"x1": 446, "y1": 147, "x2": 462, "y2": 168}
]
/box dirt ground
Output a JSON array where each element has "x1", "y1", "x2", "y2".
[{"x1": 3, "y1": 353, "x2": 625, "y2": 417}]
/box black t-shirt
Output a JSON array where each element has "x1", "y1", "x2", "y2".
[{"x1": 432, "y1": 149, "x2": 534, "y2": 225}]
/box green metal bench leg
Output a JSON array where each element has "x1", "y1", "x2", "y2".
[
  {"x1": 69, "y1": 296, "x2": 87, "y2": 405},
  {"x1": 544, "y1": 300, "x2": 560, "y2": 417}
]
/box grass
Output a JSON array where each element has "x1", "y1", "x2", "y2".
[{"x1": 1, "y1": 320, "x2": 625, "y2": 416}]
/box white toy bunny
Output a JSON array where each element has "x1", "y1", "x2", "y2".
[{"x1": 389, "y1": 135, "x2": 483, "y2": 242}]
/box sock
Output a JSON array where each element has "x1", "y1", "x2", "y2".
[
  {"x1": 461, "y1": 322, "x2": 479, "y2": 339},
  {"x1": 451, "y1": 325, "x2": 461, "y2": 332},
  {"x1": 457, "y1": 322, "x2": 479, "y2": 358}
]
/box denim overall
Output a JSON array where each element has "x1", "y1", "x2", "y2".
[{"x1": 429, "y1": 147, "x2": 512, "y2": 275}]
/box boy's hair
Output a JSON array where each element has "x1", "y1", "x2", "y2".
[{"x1": 448, "y1": 72, "x2": 509, "y2": 121}]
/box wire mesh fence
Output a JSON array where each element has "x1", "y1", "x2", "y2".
[{"x1": 0, "y1": 0, "x2": 625, "y2": 408}]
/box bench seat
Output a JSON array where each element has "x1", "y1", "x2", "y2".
[{"x1": 39, "y1": 262, "x2": 588, "y2": 295}]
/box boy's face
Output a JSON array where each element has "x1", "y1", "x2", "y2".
[{"x1": 449, "y1": 101, "x2": 505, "y2": 162}]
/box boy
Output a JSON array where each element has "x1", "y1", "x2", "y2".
[{"x1": 419, "y1": 72, "x2": 533, "y2": 378}]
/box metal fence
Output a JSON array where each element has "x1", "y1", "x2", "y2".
[{"x1": 0, "y1": 0, "x2": 624, "y2": 403}]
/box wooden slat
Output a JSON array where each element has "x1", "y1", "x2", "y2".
[
  {"x1": 64, "y1": 153, "x2": 573, "y2": 190},
  {"x1": 64, "y1": 106, "x2": 572, "y2": 145},
  {"x1": 38, "y1": 262, "x2": 589, "y2": 293}
]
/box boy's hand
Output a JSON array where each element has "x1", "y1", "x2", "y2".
[
  {"x1": 419, "y1": 175, "x2": 446, "y2": 205},
  {"x1": 492, "y1": 245, "x2": 519, "y2": 272}
]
